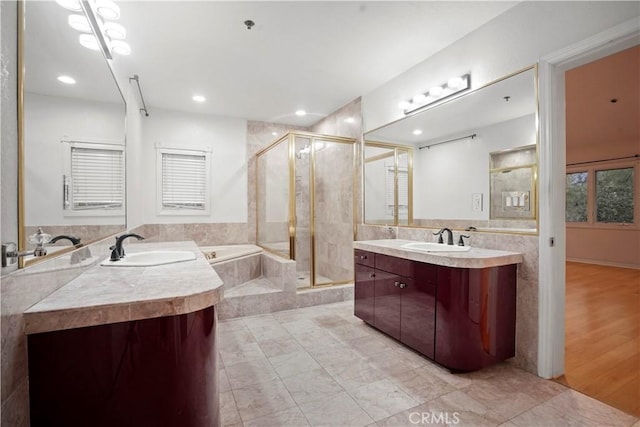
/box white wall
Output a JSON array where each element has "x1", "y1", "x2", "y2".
[
  {"x1": 362, "y1": 1, "x2": 640, "y2": 132},
  {"x1": 23, "y1": 92, "x2": 125, "y2": 226},
  {"x1": 139, "y1": 107, "x2": 247, "y2": 224},
  {"x1": 414, "y1": 114, "x2": 536, "y2": 219}
]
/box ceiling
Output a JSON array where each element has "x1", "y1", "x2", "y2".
[{"x1": 26, "y1": 1, "x2": 519, "y2": 127}]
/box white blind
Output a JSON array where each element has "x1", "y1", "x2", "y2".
[
  {"x1": 70, "y1": 146, "x2": 124, "y2": 210},
  {"x1": 386, "y1": 166, "x2": 408, "y2": 213},
  {"x1": 162, "y1": 152, "x2": 206, "y2": 209}
]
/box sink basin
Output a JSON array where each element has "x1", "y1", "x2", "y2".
[
  {"x1": 101, "y1": 250, "x2": 197, "y2": 267},
  {"x1": 401, "y1": 242, "x2": 471, "y2": 253}
]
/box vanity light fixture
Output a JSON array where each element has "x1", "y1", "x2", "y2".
[
  {"x1": 58, "y1": 0, "x2": 131, "y2": 58},
  {"x1": 192, "y1": 95, "x2": 206, "y2": 103},
  {"x1": 400, "y1": 73, "x2": 471, "y2": 115},
  {"x1": 57, "y1": 75, "x2": 76, "y2": 85}
]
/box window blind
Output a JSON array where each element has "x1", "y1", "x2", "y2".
[
  {"x1": 386, "y1": 166, "x2": 409, "y2": 213},
  {"x1": 161, "y1": 152, "x2": 207, "y2": 209},
  {"x1": 70, "y1": 146, "x2": 124, "y2": 210}
]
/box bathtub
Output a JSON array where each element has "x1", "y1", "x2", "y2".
[{"x1": 199, "y1": 244, "x2": 263, "y2": 265}]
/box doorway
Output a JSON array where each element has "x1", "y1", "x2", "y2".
[{"x1": 557, "y1": 46, "x2": 640, "y2": 416}]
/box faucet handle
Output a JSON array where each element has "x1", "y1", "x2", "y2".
[
  {"x1": 458, "y1": 235, "x2": 471, "y2": 246},
  {"x1": 432, "y1": 229, "x2": 444, "y2": 244}
]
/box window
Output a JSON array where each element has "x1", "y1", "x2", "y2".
[
  {"x1": 156, "y1": 146, "x2": 211, "y2": 215},
  {"x1": 596, "y1": 168, "x2": 634, "y2": 223},
  {"x1": 566, "y1": 171, "x2": 588, "y2": 222},
  {"x1": 63, "y1": 141, "x2": 125, "y2": 216},
  {"x1": 566, "y1": 162, "x2": 637, "y2": 227},
  {"x1": 386, "y1": 166, "x2": 408, "y2": 215}
]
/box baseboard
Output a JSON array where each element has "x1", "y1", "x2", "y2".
[{"x1": 566, "y1": 257, "x2": 640, "y2": 270}]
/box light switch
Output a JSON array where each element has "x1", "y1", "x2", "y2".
[{"x1": 472, "y1": 193, "x2": 482, "y2": 211}]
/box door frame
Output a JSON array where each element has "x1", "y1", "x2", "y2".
[{"x1": 537, "y1": 18, "x2": 640, "y2": 379}]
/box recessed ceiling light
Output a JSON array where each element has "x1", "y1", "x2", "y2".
[
  {"x1": 295, "y1": 110, "x2": 306, "y2": 116},
  {"x1": 192, "y1": 95, "x2": 206, "y2": 103},
  {"x1": 68, "y1": 14, "x2": 92, "y2": 33},
  {"x1": 413, "y1": 129, "x2": 423, "y2": 135},
  {"x1": 271, "y1": 132, "x2": 278, "y2": 136},
  {"x1": 57, "y1": 75, "x2": 76, "y2": 85},
  {"x1": 344, "y1": 117, "x2": 355, "y2": 123},
  {"x1": 55, "y1": 0, "x2": 82, "y2": 12}
]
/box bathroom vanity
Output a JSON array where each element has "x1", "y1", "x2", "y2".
[
  {"x1": 23, "y1": 241, "x2": 223, "y2": 427},
  {"x1": 353, "y1": 239, "x2": 523, "y2": 372}
]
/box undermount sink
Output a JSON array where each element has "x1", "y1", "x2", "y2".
[
  {"x1": 401, "y1": 242, "x2": 471, "y2": 253},
  {"x1": 101, "y1": 250, "x2": 197, "y2": 267}
]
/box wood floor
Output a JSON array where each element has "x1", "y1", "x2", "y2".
[{"x1": 555, "y1": 261, "x2": 640, "y2": 417}]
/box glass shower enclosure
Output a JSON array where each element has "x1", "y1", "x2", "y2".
[{"x1": 256, "y1": 132, "x2": 356, "y2": 288}]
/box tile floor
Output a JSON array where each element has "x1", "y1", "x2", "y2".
[{"x1": 218, "y1": 301, "x2": 639, "y2": 427}]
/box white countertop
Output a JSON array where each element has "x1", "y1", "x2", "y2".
[
  {"x1": 24, "y1": 241, "x2": 223, "y2": 335},
  {"x1": 354, "y1": 239, "x2": 523, "y2": 269}
]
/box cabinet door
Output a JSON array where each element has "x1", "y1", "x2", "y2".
[
  {"x1": 400, "y1": 276, "x2": 436, "y2": 359},
  {"x1": 354, "y1": 263, "x2": 375, "y2": 324},
  {"x1": 374, "y1": 270, "x2": 401, "y2": 340}
]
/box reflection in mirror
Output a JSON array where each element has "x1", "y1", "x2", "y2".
[
  {"x1": 364, "y1": 66, "x2": 538, "y2": 233},
  {"x1": 21, "y1": 1, "x2": 126, "y2": 265},
  {"x1": 364, "y1": 144, "x2": 413, "y2": 226}
]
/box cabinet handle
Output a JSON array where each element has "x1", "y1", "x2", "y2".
[
  {"x1": 359, "y1": 255, "x2": 367, "y2": 260},
  {"x1": 369, "y1": 273, "x2": 375, "y2": 278},
  {"x1": 399, "y1": 282, "x2": 407, "y2": 289},
  {"x1": 394, "y1": 281, "x2": 400, "y2": 287}
]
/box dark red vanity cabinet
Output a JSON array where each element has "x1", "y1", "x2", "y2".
[
  {"x1": 354, "y1": 251, "x2": 437, "y2": 360},
  {"x1": 435, "y1": 264, "x2": 517, "y2": 371},
  {"x1": 27, "y1": 306, "x2": 218, "y2": 427},
  {"x1": 354, "y1": 249, "x2": 516, "y2": 371}
]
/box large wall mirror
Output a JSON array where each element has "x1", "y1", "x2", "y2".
[
  {"x1": 20, "y1": 1, "x2": 127, "y2": 266},
  {"x1": 364, "y1": 66, "x2": 538, "y2": 233}
]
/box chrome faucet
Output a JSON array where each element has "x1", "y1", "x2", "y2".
[
  {"x1": 433, "y1": 227, "x2": 454, "y2": 245},
  {"x1": 109, "y1": 233, "x2": 145, "y2": 261}
]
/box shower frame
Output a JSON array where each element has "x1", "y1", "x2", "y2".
[{"x1": 255, "y1": 131, "x2": 357, "y2": 288}]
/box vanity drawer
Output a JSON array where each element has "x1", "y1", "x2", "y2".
[
  {"x1": 375, "y1": 253, "x2": 412, "y2": 276},
  {"x1": 354, "y1": 249, "x2": 375, "y2": 267}
]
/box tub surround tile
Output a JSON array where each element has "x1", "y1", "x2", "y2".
[{"x1": 23, "y1": 241, "x2": 223, "y2": 334}]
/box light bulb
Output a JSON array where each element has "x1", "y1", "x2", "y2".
[
  {"x1": 429, "y1": 86, "x2": 444, "y2": 97},
  {"x1": 95, "y1": 0, "x2": 120, "y2": 20},
  {"x1": 447, "y1": 76, "x2": 463, "y2": 89},
  {"x1": 412, "y1": 94, "x2": 427, "y2": 104},
  {"x1": 79, "y1": 34, "x2": 100, "y2": 51},
  {"x1": 104, "y1": 22, "x2": 126, "y2": 40},
  {"x1": 68, "y1": 14, "x2": 92, "y2": 33},
  {"x1": 398, "y1": 101, "x2": 411, "y2": 110},
  {"x1": 111, "y1": 40, "x2": 131, "y2": 55}
]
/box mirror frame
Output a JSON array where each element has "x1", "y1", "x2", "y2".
[
  {"x1": 363, "y1": 65, "x2": 539, "y2": 235},
  {"x1": 17, "y1": 0, "x2": 127, "y2": 267}
]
